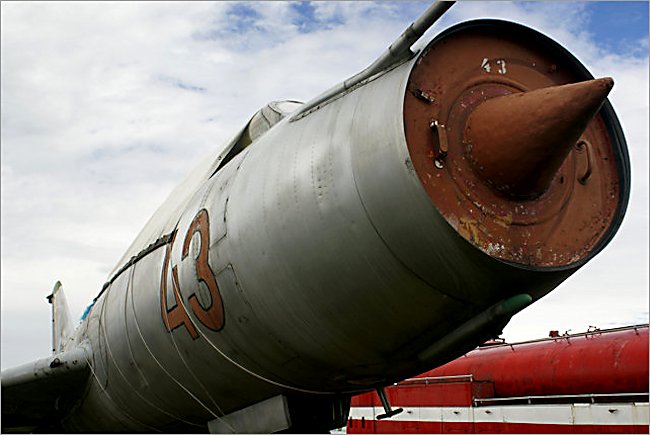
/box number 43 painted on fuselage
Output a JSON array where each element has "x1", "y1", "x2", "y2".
[{"x1": 159, "y1": 209, "x2": 224, "y2": 339}]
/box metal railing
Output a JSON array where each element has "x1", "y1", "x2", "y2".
[
  {"x1": 396, "y1": 374, "x2": 474, "y2": 386},
  {"x1": 474, "y1": 392, "x2": 649, "y2": 406}
]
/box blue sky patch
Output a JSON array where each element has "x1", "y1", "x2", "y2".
[
  {"x1": 289, "y1": 1, "x2": 346, "y2": 33},
  {"x1": 586, "y1": 2, "x2": 649, "y2": 57},
  {"x1": 225, "y1": 3, "x2": 263, "y2": 34},
  {"x1": 291, "y1": 2, "x2": 324, "y2": 33}
]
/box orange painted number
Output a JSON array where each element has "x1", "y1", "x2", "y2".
[
  {"x1": 160, "y1": 209, "x2": 224, "y2": 339},
  {"x1": 182, "y1": 209, "x2": 225, "y2": 332},
  {"x1": 160, "y1": 231, "x2": 199, "y2": 339}
]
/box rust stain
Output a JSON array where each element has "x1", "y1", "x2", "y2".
[
  {"x1": 494, "y1": 212, "x2": 513, "y2": 229},
  {"x1": 465, "y1": 79, "x2": 612, "y2": 198},
  {"x1": 403, "y1": 22, "x2": 622, "y2": 267},
  {"x1": 459, "y1": 217, "x2": 480, "y2": 244}
]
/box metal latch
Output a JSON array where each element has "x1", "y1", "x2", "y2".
[{"x1": 430, "y1": 120, "x2": 448, "y2": 168}]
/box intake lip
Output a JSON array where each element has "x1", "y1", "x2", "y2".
[{"x1": 403, "y1": 19, "x2": 630, "y2": 270}]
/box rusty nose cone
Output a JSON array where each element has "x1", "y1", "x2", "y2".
[{"x1": 465, "y1": 77, "x2": 614, "y2": 198}]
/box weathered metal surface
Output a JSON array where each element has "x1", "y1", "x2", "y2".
[
  {"x1": 404, "y1": 21, "x2": 627, "y2": 267},
  {"x1": 465, "y1": 78, "x2": 613, "y2": 198},
  {"x1": 1, "y1": 346, "x2": 91, "y2": 431},
  {"x1": 106, "y1": 100, "x2": 301, "y2": 281},
  {"x1": 207, "y1": 395, "x2": 291, "y2": 434},
  {"x1": 348, "y1": 325, "x2": 649, "y2": 434},
  {"x1": 1, "y1": 14, "x2": 632, "y2": 434},
  {"x1": 46, "y1": 281, "x2": 74, "y2": 353},
  {"x1": 427, "y1": 325, "x2": 649, "y2": 397}
]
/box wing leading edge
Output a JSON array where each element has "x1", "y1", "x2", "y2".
[
  {"x1": 2, "y1": 283, "x2": 92, "y2": 433},
  {"x1": 1, "y1": 345, "x2": 92, "y2": 432}
]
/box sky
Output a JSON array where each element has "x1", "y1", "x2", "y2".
[{"x1": 1, "y1": 1, "x2": 648, "y2": 370}]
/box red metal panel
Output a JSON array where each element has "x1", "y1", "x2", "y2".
[
  {"x1": 351, "y1": 393, "x2": 376, "y2": 407},
  {"x1": 348, "y1": 326, "x2": 649, "y2": 434},
  {"x1": 473, "y1": 422, "x2": 649, "y2": 434},
  {"x1": 350, "y1": 379, "x2": 496, "y2": 408},
  {"x1": 387, "y1": 382, "x2": 473, "y2": 407},
  {"x1": 420, "y1": 326, "x2": 648, "y2": 397},
  {"x1": 348, "y1": 420, "x2": 649, "y2": 434}
]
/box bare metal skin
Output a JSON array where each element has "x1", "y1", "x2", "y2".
[{"x1": 1, "y1": 5, "x2": 630, "y2": 433}]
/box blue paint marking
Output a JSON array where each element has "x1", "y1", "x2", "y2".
[{"x1": 81, "y1": 302, "x2": 94, "y2": 321}]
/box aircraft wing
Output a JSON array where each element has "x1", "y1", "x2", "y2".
[{"x1": 1, "y1": 346, "x2": 91, "y2": 433}]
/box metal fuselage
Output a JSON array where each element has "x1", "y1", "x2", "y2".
[
  {"x1": 65, "y1": 47, "x2": 494, "y2": 432},
  {"x1": 9, "y1": 18, "x2": 630, "y2": 433}
]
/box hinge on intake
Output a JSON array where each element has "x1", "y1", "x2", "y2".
[{"x1": 430, "y1": 120, "x2": 449, "y2": 168}]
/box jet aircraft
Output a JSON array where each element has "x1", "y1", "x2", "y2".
[{"x1": 1, "y1": 2, "x2": 631, "y2": 432}]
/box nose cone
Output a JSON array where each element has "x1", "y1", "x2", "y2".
[{"x1": 464, "y1": 78, "x2": 614, "y2": 198}]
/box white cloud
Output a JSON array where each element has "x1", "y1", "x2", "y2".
[{"x1": 1, "y1": 1, "x2": 647, "y2": 370}]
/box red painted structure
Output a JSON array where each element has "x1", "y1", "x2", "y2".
[{"x1": 348, "y1": 325, "x2": 649, "y2": 433}]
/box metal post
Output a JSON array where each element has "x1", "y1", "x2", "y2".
[{"x1": 376, "y1": 387, "x2": 403, "y2": 420}]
